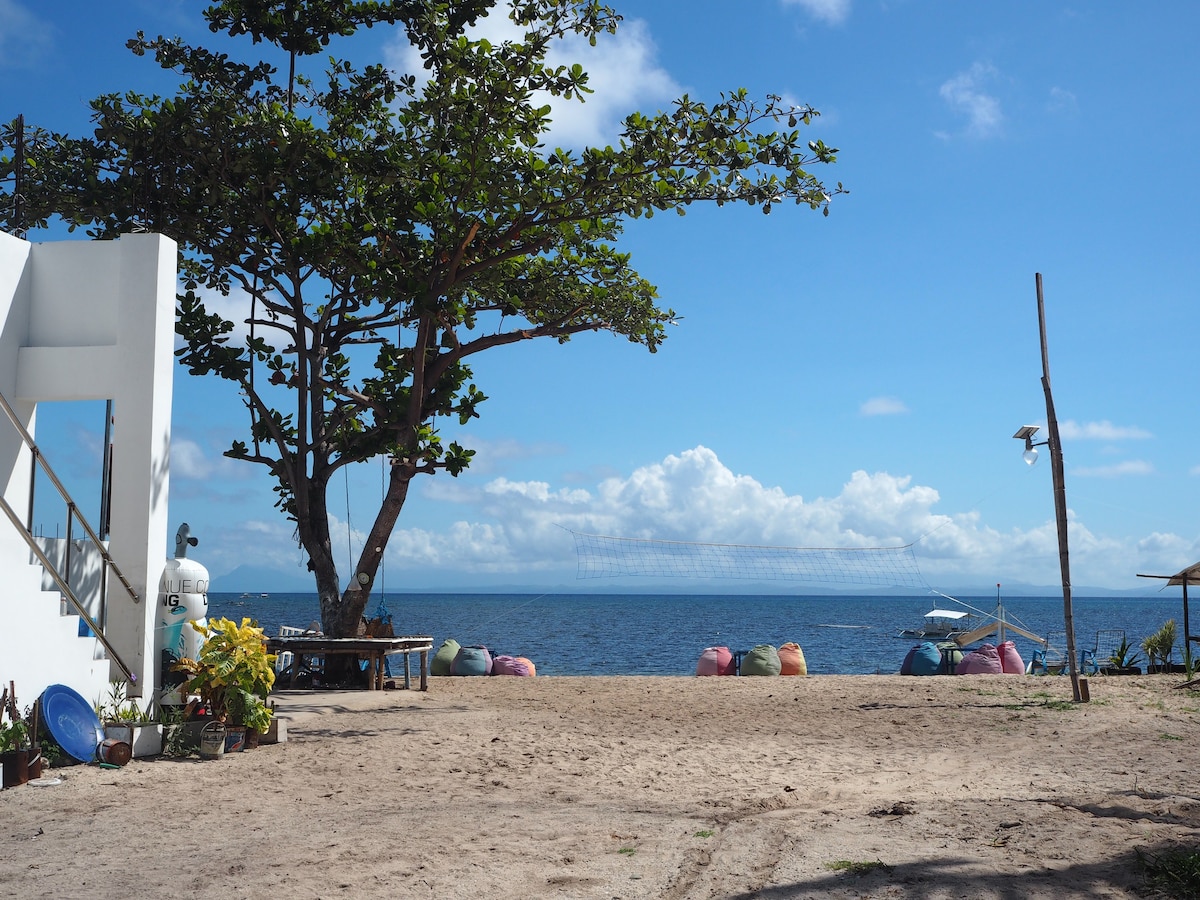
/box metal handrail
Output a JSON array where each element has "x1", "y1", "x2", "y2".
[
  {"x1": 0, "y1": 495, "x2": 135, "y2": 683},
  {"x1": 0, "y1": 390, "x2": 139, "y2": 683}
]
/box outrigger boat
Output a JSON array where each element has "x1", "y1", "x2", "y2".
[
  {"x1": 898, "y1": 608, "x2": 979, "y2": 640},
  {"x1": 900, "y1": 586, "x2": 1049, "y2": 651}
]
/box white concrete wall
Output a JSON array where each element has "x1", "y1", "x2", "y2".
[{"x1": 0, "y1": 230, "x2": 176, "y2": 705}]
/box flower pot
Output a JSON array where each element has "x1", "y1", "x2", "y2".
[
  {"x1": 1100, "y1": 666, "x2": 1141, "y2": 676},
  {"x1": 244, "y1": 727, "x2": 260, "y2": 750},
  {"x1": 105, "y1": 723, "x2": 164, "y2": 758},
  {"x1": 1, "y1": 749, "x2": 29, "y2": 788}
]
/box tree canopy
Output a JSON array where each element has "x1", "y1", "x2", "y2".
[{"x1": 0, "y1": 0, "x2": 844, "y2": 647}]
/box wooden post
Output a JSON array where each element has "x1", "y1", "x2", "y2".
[{"x1": 1036, "y1": 273, "x2": 1085, "y2": 703}]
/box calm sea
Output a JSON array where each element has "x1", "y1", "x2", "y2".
[{"x1": 206, "y1": 592, "x2": 1188, "y2": 676}]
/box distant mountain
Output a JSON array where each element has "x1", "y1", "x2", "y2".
[
  {"x1": 207, "y1": 563, "x2": 1156, "y2": 598},
  {"x1": 209, "y1": 565, "x2": 318, "y2": 594}
]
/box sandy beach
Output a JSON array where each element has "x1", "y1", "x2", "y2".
[{"x1": 2, "y1": 673, "x2": 1198, "y2": 899}]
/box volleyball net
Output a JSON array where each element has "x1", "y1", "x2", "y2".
[{"x1": 569, "y1": 530, "x2": 929, "y2": 590}]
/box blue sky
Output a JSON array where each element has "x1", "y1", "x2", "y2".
[{"x1": 3, "y1": 0, "x2": 1198, "y2": 595}]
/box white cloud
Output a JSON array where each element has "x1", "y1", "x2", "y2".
[
  {"x1": 0, "y1": 0, "x2": 52, "y2": 68},
  {"x1": 366, "y1": 444, "x2": 1195, "y2": 590},
  {"x1": 938, "y1": 62, "x2": 1003, "y2": 139},
  {"x1": 1059, "y1": 420, "x2": 1152, "y2": 441},
  {"x1": 1047, "y1": 86, "x2": 1078, "y2": 115},
  {"x1": 781, "y1": 0, "x2": 851, "y2": 25},
  {"x1": 384, "y1": 12, "x2": 679, "y2": 148},
  {"x1": 860, "y1": 396, "x2": 909, "y2": 416},
  {"x1": 1072, "y1": 460, "x2": 1154, "y2": 478}
]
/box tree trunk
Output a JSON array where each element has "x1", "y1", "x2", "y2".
[{"x1": 332, "y1": 462, "x2": 416, "y2": 632}]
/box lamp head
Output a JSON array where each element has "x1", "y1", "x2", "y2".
[{"x1": 1013, "y1": 424, "x2": 1042, "y2": 466}]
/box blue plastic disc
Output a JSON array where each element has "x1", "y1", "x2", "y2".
[{"x1": 39, "y1": 684, "x2": 104, "y2": 763}]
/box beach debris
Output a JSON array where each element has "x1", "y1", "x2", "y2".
[{"x1": 869, "y1": 801, "x2": 916, "y2": 817}]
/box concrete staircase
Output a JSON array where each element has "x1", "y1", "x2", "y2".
[{"x1": 0, "y1": 550, "x2": 111, "y2": 712}]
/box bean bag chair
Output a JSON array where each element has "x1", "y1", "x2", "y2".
[
  {"x1": 936, "y1": 641, "x2": 964, "y2": 674},
  {"x1": 956, "y1": 643, "x2": 1003, "y2": 675},
  {"x1": 492, "y1": 655, "x2": 536, "y2": 676},
  {"x1": 778, "y1": 642, "x2": 807, "y2": 676},
  {"x1": 451, "y1": 645, "x2": 492, "y2": 676},
  {"x1": 900, "y1": 645, "x2": 918, "y2": 675},
  {"x1": 739, "y1": 644, "x2": 781, "y2": 676},
  {"x1": 998, "y1": 640, "x2": 1025, "y2": 675},
  {"x1": 696, "y1": 646, "x2": 735, "y2": 676},
  {"x1": 431, "y1": 638, "x2": 460, "y2": 676},
  {"x1": 910, "y1": 641, "x2": 944, "y2": 677}
]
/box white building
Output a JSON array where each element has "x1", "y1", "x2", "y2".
[{"x1": 0, "y1": 229, "x2": 176, "y2": 709}]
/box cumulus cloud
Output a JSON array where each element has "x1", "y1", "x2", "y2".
[
  {"x1": 1059, "y1": 420, "x2": 1152, "y2": 441},
  {"x1": 0, "y1": 0, "x2": 52, "y2": 68},
  {"x1": 360, "y1": 445, "x2": 1198, "y2": 589},
  {"x1": 781, "y1": 0, "x2": 851, "y2": 25},
  {"x1": 938, "y1": 62, "x2": 1003, "y2": 139},
  {"x1": 384, "y1": 11, "x2": 679, "y2": 148},
  {"x1": 860, "y1": 396, "x2": 909, "y2": 416}
]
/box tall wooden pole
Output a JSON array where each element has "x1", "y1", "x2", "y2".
[{"x1": 1036, "y1": 273, "x2": 1085, "y2": 702}]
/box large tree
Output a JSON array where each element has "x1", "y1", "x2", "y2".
[{"x1": 1, "y1": 0, "x2": 843, "y2": 644}]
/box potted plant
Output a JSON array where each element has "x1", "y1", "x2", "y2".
[
  {"x1": 94, "y1": 682, "x2": 163, "y2": 758},
  {"x1": 173, "y1": 617, "x2": 276, "y2": 752},
  {"x1": 1, "y1": 705, "x2": 31, "y2": 788},
  {"x1": 1142, "y1": 620, "x2": 1183, "y2": 674},
  {"x1": 1101, "y1": 637, "x2": 1143, "y2": 676}
]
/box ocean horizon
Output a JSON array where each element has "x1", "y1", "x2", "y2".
[{"x1": 205, "y1": 592, "x2": 1190, "y2": 677}]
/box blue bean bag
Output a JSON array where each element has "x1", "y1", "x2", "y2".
[{"x1": 451, "y1": 645, "x2": 492, "y2": 676}]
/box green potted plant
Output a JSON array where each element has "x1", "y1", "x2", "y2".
[
  {"x1": 1142, "y1": 620, "x2": 1181, "y2": 674},
  {"x1": 173, "y1": 617, "x2": 276, "y2": 751},
  {"x1": 1101, "y1": 637, "x2": 1143, "y2": 676},
  {"x1": 95, "y1": 682, "x2": 163, "y2": 758},
  {"x1": 1, "y1": 705, "x2": 31, "y2": 788}
]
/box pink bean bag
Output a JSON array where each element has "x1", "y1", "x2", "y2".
[
  {"x1": 778, "y1": 642, "x2": 807, "y2": 676},
  {"x1": 998, "y1": 640, "x2": 1025, "y2": 675},
  {"x1": 956, "y1": 643, "x2": 1003, "y2": 675},
  {"x1": 492, "y1": 655, "x2": 536, "y2": 676},
  {"x1": 696, "y1": 646, "x2": 735, "y2": 676}
]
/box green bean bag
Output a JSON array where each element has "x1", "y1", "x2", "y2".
[
  {"x1": 431, "y1": 638, "x2": 460, "y2": 676},
  {"x1": 739, "y1": 644, "x2": 781, "y2": 676}
]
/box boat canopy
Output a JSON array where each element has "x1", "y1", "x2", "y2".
[{"x1": 925, "y1": 609, "x2": 970, "y2": 620}]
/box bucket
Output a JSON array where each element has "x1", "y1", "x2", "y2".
[
  {"x1": 224, "y1": 726, "x2": 246, "y2": 753},
  {"x1": 199, "y1": 722, "x2": 226, "y2": 760},
  {"x1": 26, "y1": 749, "x2": 43, "y2": 780},
  {"x1": 97, "y1": 739, "x2": 132, "y2": 767}
]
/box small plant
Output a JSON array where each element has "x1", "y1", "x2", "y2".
[
  {"x1": 618, "y1": 847, "x2": 637, "y2": 856},
  {"x1": 94, "y1": 682, "x2": 156, "y2": 725},
  {"x1": 694, "y1": 830, "x2": 715, "y2": 838},
  {"x1": 1142, "y1": 620, "x2": 1178, "y2": 670},
  {"x1": 0, "y1": 715, "x2": 29, "y2": 752},
  {"x1": 1108, "y1": 637, "x2": 1143, "y2": 670},
  {"x1": 0, "y1": 694, "x2": 30, "y2": 752},
  {"x1": 1137, "y1": 846, "x2": 1200, "y2": 897}
]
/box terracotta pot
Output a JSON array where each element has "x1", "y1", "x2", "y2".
[{"x1": 244, "y1": 727, "x2": 260, "y2": 750}]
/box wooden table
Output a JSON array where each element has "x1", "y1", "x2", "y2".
[{"x1": 267, "y1": 636, "x2": 433, "y2": 691}]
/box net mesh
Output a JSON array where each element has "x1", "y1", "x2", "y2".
[{"x1": 570, "y1": 531, "x2": 928, "y2": 589}]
